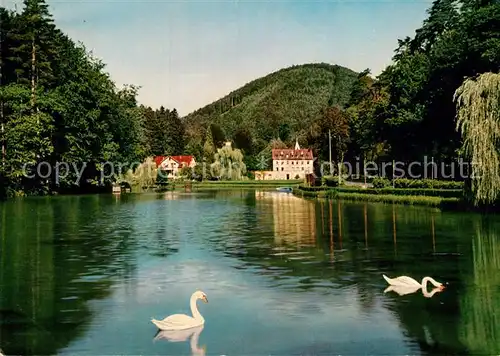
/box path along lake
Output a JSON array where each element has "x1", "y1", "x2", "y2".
[{"x1": 0, "y1": 189, "x2": 499, "y2": 355}]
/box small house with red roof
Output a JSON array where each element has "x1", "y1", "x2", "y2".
[
  {"x1": 271, "y1": 139, "x2": 314, "y2": 180},
  {"x1": 154, "y1": 155, "x2": 197, "y2": 179}
]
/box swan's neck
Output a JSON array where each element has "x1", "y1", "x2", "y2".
[
  {"x1": 422, "y1": 276, "x2": 440, "y2": 288},
  {"x1": 190, "y1": 295, "x2": 204, "y2": 322},
  {"x1": 422, "y1": 285, "x2": 440, "y2": 298}
]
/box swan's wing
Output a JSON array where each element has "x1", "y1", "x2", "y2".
[
  {"x1": 385, "y1": 275, "x2": 420, "y2": 286},
  {"x1": 384, "y1": 285, "x2": 420, "y2": 296},
  {"x1": 393, "y1": 276, "x2": 419, "y2": 285}
]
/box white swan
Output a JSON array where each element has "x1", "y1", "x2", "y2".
[
  {"x1": 153, "y1": 325, "x2": 206, "y2": 356},
  {"x1": 152, "y1": 290, "x2": 208, "y2": 331},
  {"x1": 383, "y1": 274, "x2": 445, "y2": 290}
]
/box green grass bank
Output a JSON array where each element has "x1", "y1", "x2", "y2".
[{"x1": 293, "y1": 185, "x2": 465, "y2": 211}]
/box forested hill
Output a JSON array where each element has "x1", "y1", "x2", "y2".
[{"x1": 182, "y1": 63, "x2": 360, "y2": 159}]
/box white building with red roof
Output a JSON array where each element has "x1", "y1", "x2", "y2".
[
  {"x1": 271, "y1": 139, "x2": 314, "y2": 180},
  {"x1": 154, "y1": 155, "x2": 197, "y2": 179}
]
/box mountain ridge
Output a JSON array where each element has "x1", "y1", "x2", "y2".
[{"x1": 181, "y1": 62, "x2": 361, "y2": 160}]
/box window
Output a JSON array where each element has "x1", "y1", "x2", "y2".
[{"x1": 281, "y1": 167, "x2": 283, "y2": 171}]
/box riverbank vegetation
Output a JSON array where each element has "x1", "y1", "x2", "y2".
[{"x1": 294, "y1": 184, "x2": 463, "y2": 210}]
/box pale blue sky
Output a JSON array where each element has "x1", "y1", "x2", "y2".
[{"x1": 5, "y1": 0, "x2": 432, "y2": 116}]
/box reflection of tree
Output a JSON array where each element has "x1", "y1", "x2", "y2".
[
  {"x1": 459, "y1": 221, "x2": 500, "y2": 355},
  {"x1": 0, "y1": 194, "x2": 179, "y2": 355}
]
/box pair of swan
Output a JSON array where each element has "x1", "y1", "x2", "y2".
[
  {"x1": 383, "y1": 274, "x2": 445, "y2": 297},
  {"x1": 152, "y1": 290, "x2": 208, "y2": 331},
  {"x1": 152, "y1": 276, "x2": 444, "y2": 331}
]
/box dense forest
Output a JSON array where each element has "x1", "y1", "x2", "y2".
[
  {"x1": 0, "y1": 0, "x2": 186, "y2": 197},
  {"x1": 1, "y1": 0, "x2": 500, "y2": 198}
]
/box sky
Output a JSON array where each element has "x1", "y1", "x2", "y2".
[{"x1": 5, "y1": 0, "x2": 432, "y2": 116}]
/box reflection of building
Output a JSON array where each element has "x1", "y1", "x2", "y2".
[{"x1": 255, "y1": 191, "x2": 316, "y2": 246}]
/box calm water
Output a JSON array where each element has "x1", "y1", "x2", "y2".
[{"x1": 0, "y1": 189, "x2": 499, "y2": 355}]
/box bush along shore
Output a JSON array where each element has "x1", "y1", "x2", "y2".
[{"x1": 294, "y1": 177, "x2": 467, "y2": 211}]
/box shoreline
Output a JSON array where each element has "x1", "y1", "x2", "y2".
[{"x1": 167, "y1": 180, "x2": 302, "y2": 190}]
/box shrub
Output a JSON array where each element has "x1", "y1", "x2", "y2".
[
  {"x1": 323, "y1": 175, "x2": 340, "y2": 187},
  {"x1": 298, "y1": 184, "x2": 327, "y2": 191},
  {"x1": 372, "y1": 177, "x2": 390, "y2": 188},
  {"x1": 337, "y1": 187, "x2": 463, "y2": 198},
  {"x1": 392, "y1": 178, "x2": 463, "y2": 190}
]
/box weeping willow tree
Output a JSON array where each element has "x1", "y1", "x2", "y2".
[
  {"x1": 117, "y1": 157, "x2": 157, "y2": 190},
  {"x1": 454, "y1": 72, "x2": 500, "y2": 206},
  {"x1": 211, "y1": 142, "x2": 247, "y2": 180}
]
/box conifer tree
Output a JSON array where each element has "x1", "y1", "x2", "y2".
[{"x1": 203, "y1": 126, "x2": 215, "y2": 164}]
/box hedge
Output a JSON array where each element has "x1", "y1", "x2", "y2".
[{"x1": 337, "y1": 187, "x2": 463, "y2": 198}]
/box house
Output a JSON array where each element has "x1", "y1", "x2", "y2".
[
  {"x1": 154, "y1": 155, "x2": 197, "y2": 179},
  {"x1": 271, "y1": 140, "x2": 314, "y2": 180}
]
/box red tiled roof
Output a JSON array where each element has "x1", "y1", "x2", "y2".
[
  {"x1": 154, "y1": 155, "x2": 195, "y2": 167},
  {"x1": 154, "y1": 156, "x2": 167, "y2": 167},
  {"x1": 170, "y1": 155, "x2": 194, "y2": 166},
  {"x1": 272, "y1": 148, "x2": 313, "y2": 160}
]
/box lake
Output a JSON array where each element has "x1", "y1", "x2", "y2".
[{"x1": 0, "y1": 189, "x2": 499, "y2": 355}]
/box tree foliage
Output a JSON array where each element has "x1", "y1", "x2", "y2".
[
  {"x1": 211, "y1": 144, "x2": 247, "y2": 180},
  {"x1": 183, "y1": 63, "x2": 359, "y2": 161},
  {"x1": 0, "y1": 1, "x2": 183, "y2": 196}
]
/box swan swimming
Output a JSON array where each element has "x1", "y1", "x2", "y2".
[
  {"x1": 152, "y1": 290, "x2": 208, "y2": 331},
  {"x1": 383, "y1": 274, "x2": 445, "y2": 290}
]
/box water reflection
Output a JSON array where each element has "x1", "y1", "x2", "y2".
[
  {"x1": 255, "y1": 191, "x2": 316, "y2": 247},
  {"x1": 384, "y1": 285, "x2": 443, "y2": 298},
  {"x1": 0, "y1": 190, "x2": 499, "y2": 355},
  {"x1": 459, "y1": 221, "x2": 500, "y2": 355},
  {"x1": 222, "y1": 193, "x2": 500, "y2": 354},
  {"x1": 154, "y1": 325, "x2": 206, "y2": 356},
  {"x1": 0, "y1": 194, "x2": 179, "y2": 355}
]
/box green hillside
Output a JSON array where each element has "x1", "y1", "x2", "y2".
[{"x1": 182, "y1": 63, "x2": 360, "y2": 158}]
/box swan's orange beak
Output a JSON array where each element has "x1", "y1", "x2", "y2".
[
  {"x1": 438, "y1": 284, "x2": 445, "y2": 291},
  {"x1": 202, "y1": 295, "x2": 208, "y2": 303}
]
